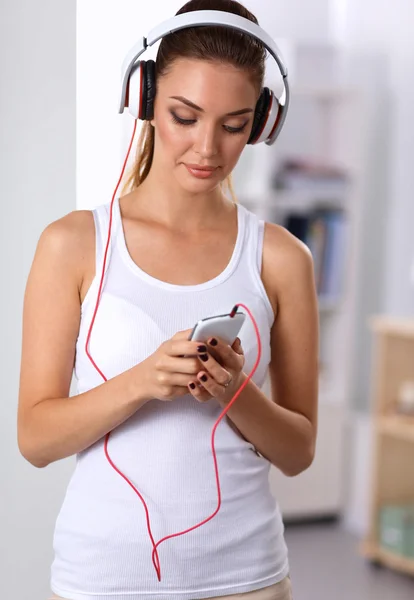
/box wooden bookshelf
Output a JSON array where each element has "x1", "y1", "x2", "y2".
[
  {"x1": 361, "y1": 541, "x2": 414, "y2": 576},
  {"x1": 361, "y1": 317, "x2": 414, "y2": 574},
  {"x1": 377, "y1": 415, "x2": 414, "y2": 443}
]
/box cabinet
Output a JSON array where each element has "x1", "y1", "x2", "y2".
[{"x1": 361, "y1": 317, "x2": 414, "y2": 575}]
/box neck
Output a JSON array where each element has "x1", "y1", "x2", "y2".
[{"x1": 126, "y1": 163, "x2": 234, "y2": 232}]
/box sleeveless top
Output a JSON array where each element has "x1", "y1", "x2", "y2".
[{"x1": 50, "y1": 196, "x2": 289, "y2": 600}]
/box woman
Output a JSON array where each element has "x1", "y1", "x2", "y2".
[{"x1": 17, "y1": 1, "x2": 319, "y2": 599}]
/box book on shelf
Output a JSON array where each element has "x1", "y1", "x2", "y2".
[
  {"x1": 272, "y1": 157, "x2": 350, "y2": 196},
  {"x1": 285, "y1": 207, "x2": 348, "y2": 303}
]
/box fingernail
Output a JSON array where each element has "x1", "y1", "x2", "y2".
[
  {"x1": 197, "y1": 345, "x2": 207, "y2": 353},
  {"x1": 189, "y1": 382, "x2": 196, "y2": 390},
  {"x1": 209, "y1": 338, "x2": 218, "y2": 346},
  {"x1": 199, "y1": 353, "x2": 209, "y2": 362},
  {"x1": 200, "y1": 374, "x2": 208, "y2": 382}
]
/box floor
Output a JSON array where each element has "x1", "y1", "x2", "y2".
[{"x1": 284, "y1": 521, "x2": 414, "y2": 600}]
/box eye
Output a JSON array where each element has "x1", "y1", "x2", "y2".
[
  {"x1": 170, "y1": 111, "x2": 248, "y2": 135},
  {"x1": 225, "y1": 124, "x2": 248, "y2": 135},
  {"x1": 170, "y1": 112, "x2": 195, "y2": 127}
]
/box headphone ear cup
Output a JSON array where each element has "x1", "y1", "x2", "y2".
[
  {"x1": 144, "y1": 60, "x2": 156, "y2": 121},
  {"x1": 127, "y1": 61, "x2": 145, "y2": 120},
  {"x1": 248, "y1": 88, "x2": 270, "y2": 145},
  {"x1": 140, "y1": 62, "x2": 148, "y2": 120},
  {"x1": 248, "y1": 87, "x2": 282, "y2": 145}
]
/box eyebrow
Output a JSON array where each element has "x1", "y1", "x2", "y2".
[{"x1": 169, "y1": 96, "x2": 253, "y2": 116}]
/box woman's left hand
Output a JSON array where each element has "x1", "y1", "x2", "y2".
[{"x1": 187, "y1": 336, "x2": 245, "y2": 404}]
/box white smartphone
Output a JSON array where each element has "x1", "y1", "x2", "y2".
[{"x1": 188, "y1": 310, "x2": 246, "y2": 346}]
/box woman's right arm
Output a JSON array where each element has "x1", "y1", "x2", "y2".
[{"x1": 17, "y1": 211, "x2": 150, "y2": 469}]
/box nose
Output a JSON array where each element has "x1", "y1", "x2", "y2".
[{"x1": 193, "y1": 122, "x2": 218, "y2": 158}]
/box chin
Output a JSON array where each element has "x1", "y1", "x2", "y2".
[{"x1": 181, "y1": 180, "x2": 219, "y2": 194}]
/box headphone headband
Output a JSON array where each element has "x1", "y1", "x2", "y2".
[{"x1": 119, "y1": 10, "x2": 290, "y2": 145}]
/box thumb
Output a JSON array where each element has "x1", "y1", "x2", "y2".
[
  {"x1": 174, "y1": 328, "x2": 194, "y2": 340},
  {"x1": 232, "y1": 337, "x2": 243, "y2": 354}
]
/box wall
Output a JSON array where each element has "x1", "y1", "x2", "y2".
[
  {"x1": 0, "y1": 1, "x2": 76, "y2": 598},
  {"x1": 336, "y1": 0, "x2": 414, "y2": 316}
]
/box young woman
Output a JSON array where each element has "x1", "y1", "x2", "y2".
[{"x1": 18, "y1": 1, "x2": 318, "y2": 599}]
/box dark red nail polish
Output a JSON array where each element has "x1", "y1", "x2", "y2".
[
  {"x1": 200, "y1": 374, "x2": 208, "y2": 382},
  {"x1": 197, "y1": 345, "x2": 207, "y2": 353},
  {"x1": 189, "y1": 382, "x2": 196, "y2": 390},
  {"x1": 200, "y1": 353, "x2": 209, "y2": 362},
  {"x1": 209, "y1": 338, "x2": 218, "y2": 346}
]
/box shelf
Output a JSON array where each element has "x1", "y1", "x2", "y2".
[
  {"x1": 376, "y1": 415, "x2": 414, "y2": 442},
  {"x1": 240, "y1": 189, "x2": 349, "y2": 211},
  {"x1": 361, "y1": 540, "x2": 414, "y2": 576},
  {"x1": 369, "y1": 316, "x2": 414, "y2": 339}
]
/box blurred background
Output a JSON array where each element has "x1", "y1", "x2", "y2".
[{"x1": 1, "y1": 0, "x2": 414, "y2": 598}]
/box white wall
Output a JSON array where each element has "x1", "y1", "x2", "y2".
[
  {"x1": 334, "y1": 0, "x2": 414, "y2": 316},
  {"x1": 0, "y1": 1, "x2": 76, "y2": 598},
  {"x1": 343, "y1": 413, "x2": 375, "y2": 536},
  {"x1": 77, "y1": 0, "x2": 183, "y2": 210}
]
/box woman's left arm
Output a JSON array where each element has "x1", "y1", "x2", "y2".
[{"x1": 217, "y1": 224, "x2": 319, "y2": 477}]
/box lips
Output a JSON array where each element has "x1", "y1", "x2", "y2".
[
  {"x1": 185, "y1": 164, "x2": 217, "y2": 171},
  {"x1": 184, "y1": 164, "x2": 219, "y2": 179}
]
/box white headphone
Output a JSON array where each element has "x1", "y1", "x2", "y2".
[{"x1": 118, "y1": 10, "x2": 290, "y2": 146}]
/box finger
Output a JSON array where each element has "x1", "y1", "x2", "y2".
[
  {"x1": 188, "y1": 380, "x2": 213, "y2": 403},
  {"x1": 205, "y1": 337, "x2": 240, "y2": 371},
  {"x1": 156, "y1": 385, "x2": 193, "y2": 400},
  {"x1": 231, "y1": 337, "x2": 244, "y2": 355},
  {"x1": 168, "y1": 339, "x2": 210, "y2": 357},
  {"x1": 196, "y1": 371, "x2": 227, "y2": 398},
  {"x1": 199, "y1": 343, "x2": 224, "y2": 366},
  {"x1": 160, "y1": 356, "x2": 201, "y2": 375},
  {"x1": 155, "y1": 371, "x2": 204, "y2": 390},
  {"x1": 196, "y1": 350, "x2": 233, "y2": 387},
  {"x1": 173, "y1": 328, "x2": 195, "y2": 340}
]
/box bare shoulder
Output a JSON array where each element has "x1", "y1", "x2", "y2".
[
  {"x1": 38, "y1": 209, "x2": 95, "y2": 300},
  {"x1": 261, "y1": 221, "x2": 315, "y2": 317},
  {"x1": 39, "y1": 209, "x2": 93, "y2": 256},
  {"x1": 18, "y1": 209, "x2": 95, "y2": 450}
]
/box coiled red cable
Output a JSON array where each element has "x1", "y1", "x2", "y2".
[{"x1": 84, "y1": 117, "x2": 262, "y2": 582}]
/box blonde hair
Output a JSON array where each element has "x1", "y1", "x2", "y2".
[{"x1": 120, "y1": 0, "x2": 266, "y2": 203}]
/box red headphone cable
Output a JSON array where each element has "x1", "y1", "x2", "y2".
[{"x1": 84, "y1": 118, "x2": 262, "y2": 581}]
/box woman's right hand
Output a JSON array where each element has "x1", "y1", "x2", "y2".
[{"x1": 137, "y1": 329, "x2": 206, "y2": 402}]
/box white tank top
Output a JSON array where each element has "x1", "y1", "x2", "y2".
[{"x1": 50, "y1": 196, "x2": 289, "y2": 600}]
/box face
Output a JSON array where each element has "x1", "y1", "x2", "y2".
[{"x1": 150, "y1": 58, "x2": 258, "y2": 192}]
